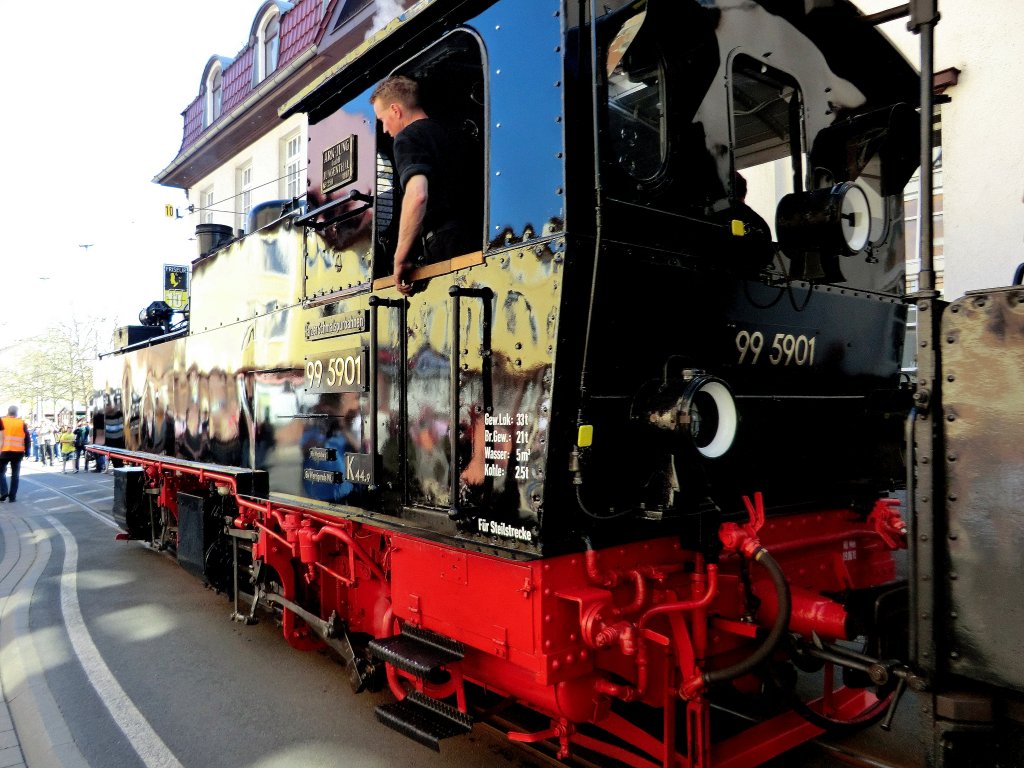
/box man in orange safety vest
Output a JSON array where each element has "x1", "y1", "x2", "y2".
[{"x1": 0, "y1": 406, "x2": 31, "y2": 502}]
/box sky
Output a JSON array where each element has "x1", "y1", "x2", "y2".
[
  {"x1": 0, "y1": 0, "x2": 266, "y2": 348},
  {"x1": 0, "y1": 0, "x2": 923, "y2": 353}
]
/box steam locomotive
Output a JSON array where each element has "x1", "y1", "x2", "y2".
[{"x1": 91, "y1": 0, "x2": 1024, "y2": 765}]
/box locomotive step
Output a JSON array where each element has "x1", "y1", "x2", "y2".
[
  {"x1": 368, "y1": 624, "x2": 465, "y2": 682},
  {"x1": 375, "y1": 691, "x2": 473, "y2": 751}
]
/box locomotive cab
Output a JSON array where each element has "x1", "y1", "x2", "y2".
[
  {"x1": 558, "y1": 0, "x2": 921, "y2": 536},
  {"x1": 370, "y1": 29, "x2": 487, "y2": 279}
]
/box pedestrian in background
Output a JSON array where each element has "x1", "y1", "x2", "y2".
[
  {"x1": 30, "y1": 423, "x2": 40, "y2": 462},
  {"x1": 58, "y1": 425, "x2": 77, "y2": 473},
  {"x1": 0, "y1": 406, "x2": 31, "y2": 502},
  {"x1": 74, "y1": 419, "x2": 90, "y2": 471},
  {"x1": 38, "y1": 419, "x2": 55, "y2": 466}
]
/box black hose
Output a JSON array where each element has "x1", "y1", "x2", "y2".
[
  {"x1": 703, "y1": 547, "x2": 791, "y2": 687},
  {"x1": 1013, "y1": 263, "x2": 1024, "y2": 286}
]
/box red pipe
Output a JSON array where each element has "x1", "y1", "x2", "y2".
[
  {"x1": 90, "y1": 449, "x2": 240, "y2": 495},
  {"x1": 691, "y1": 557, "x2": 710, "y2": 660},
  {"x1": 585, "y1": 547, "x2": 618, "y2": 587},
  {"x1": 639, "y1": 564, "x2": 719, "y2": 630},
  {"x1": 596, "y1": 564, "x2": 719, "y2": 705},
  {"x1": 613, "y1": 570, "x2": 649, "y2": 617},
  {"x1": 312, "y1": 525, "x2": 387, "y2": 583}
]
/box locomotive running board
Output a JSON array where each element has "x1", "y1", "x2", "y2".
[
  {"x1": 368, "y1": 624, "x2": 465, "y2": 683},
  {"x1": 375, "y1": 690, "x2": 473, "y2": 751}
]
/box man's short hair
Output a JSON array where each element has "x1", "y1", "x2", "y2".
[
  {"x1": 370, "y1": 76, "x2": 420, "y2": 110},
  {"x1": 7, "y1": 406, "x2": 17, "y2": 416},
  {"x1": 733, "y1": 171, "x2": 748, "y2": 201}
]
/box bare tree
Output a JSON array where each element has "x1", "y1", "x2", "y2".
[{"x1": 0, "y1": 317, "x2": 112, "y2": 418}]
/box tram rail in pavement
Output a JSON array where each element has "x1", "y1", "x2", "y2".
[{"x1": 0, "y1": 460, "x2": 115, "y2": 768}]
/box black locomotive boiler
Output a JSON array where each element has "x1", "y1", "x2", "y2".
[{"x1": 91, "y1": 1, "x2": 1024, "y2": 765}]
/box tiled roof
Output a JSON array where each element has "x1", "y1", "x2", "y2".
[
  {"x1": 177, "y1": 0, "x2": 321, "y2": 154},
  {"x1": 281, "y1": 0, "x2": 320, "y2": 63},
  {"x1": 180, "y1": 96, "x2": 204, "y2": 154},
  {"x1": 222, "y1": 46, "x2": 255, "y2": 112}
]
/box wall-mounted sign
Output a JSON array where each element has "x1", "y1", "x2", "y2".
[
  {"x1": 163, "y1": 265, "x2": 189, "y2": 310},
  {"x1": 307, "y1": 447, "x2": 337, "y2": 462},
  {"x1": 343, "y1": 453, "x2": 373, "y2": 485},
  {"x1": 305, "y1": 310, "x2": 367, "y2": 342},
  {"x1": 322, "y1": 135, "x2": 357, "y2": 194},
  {"x1": 303, "y1": 468, "x2": 343, "y2": 485}
]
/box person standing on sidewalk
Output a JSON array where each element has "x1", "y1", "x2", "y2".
[
  {"x1": 38, "y1": 419, "x2": 55, "y2": 466},
  {"x1": 58, "y1": 425, "x2": 77, "y2": 473},
  {"x1": 74, "y1": 419, "x2": 90, "y2": 471},
  {"x1": 0, "y1": 406, "x2": 31, "y2": 502}
]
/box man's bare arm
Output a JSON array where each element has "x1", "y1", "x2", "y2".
[{"x1": 394, "y1": 174, "x2": 429, "y2": 296}]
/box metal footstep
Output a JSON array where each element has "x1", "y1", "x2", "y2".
[
  {"x1": 368, "y1": 624, "x2": 465, "y2": 682},
  {"x1": 375, "y1": 690, "x2": 473, "y2": 751}
]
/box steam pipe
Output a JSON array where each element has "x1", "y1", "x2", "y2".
[
  {"x1": 576, "y1": 0, "x2": 604, "y2": 415},
  {"x1": 311, "y1": 525, "x2": 387, "y2": 583},
  {"x1": 703, "y1": 548, "x2": 789, "y2": 688},
  {"x1": 595, "y1": 564, "x2": 718, "y2": 704},
  {"x1": 915, "y1": 7, "x2": 938, "y2": 296},
  {"x1": 612, "y1": 571, "x2": 648, "y2": 617},
  {"x1": 581, "y1": 534, "x2": 617, "y2": 587},
  {"x1": 681, "y1": 549, "x2": 790, "y2": 700},
  {"x1": 639, "y1": 564, "x2": 719, "y2": 630}
]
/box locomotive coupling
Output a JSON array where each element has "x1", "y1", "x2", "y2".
[{"x1": 719, "y1": 492, "x2": 766, "y2": 559}]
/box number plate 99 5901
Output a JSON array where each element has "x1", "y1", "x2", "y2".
[{"x1": 304, "y1": 347, "x2": 368, "y2": 393}]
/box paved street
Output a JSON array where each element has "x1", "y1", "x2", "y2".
[
  {"x1": 0, "y1": 461, "x2": 928, "y2": 768},
  {"x1": 0, "y1": 461, "x2": 547, "y2": 768}
]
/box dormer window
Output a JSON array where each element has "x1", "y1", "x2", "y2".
[
  {"x1": 205, "y1": 64, "x2": 223, "y2": 127},
  {"x1": 256, "y1": 10, "x2": 281, "y2": 84}
]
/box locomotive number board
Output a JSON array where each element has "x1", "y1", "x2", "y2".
[
  {"x1": 304, "y1": 347, "x2": 368, "y2": 393},
  {"x1": 734, "y1": 329, "x2": 818, "y2": 367}
]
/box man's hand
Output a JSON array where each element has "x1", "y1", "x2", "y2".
[
  {"x1": 392, "y1": 174, "x2": 428, "y2": 296},
  {"x1": 394, "y1": 259, "x2": 414, "y2": 296}
]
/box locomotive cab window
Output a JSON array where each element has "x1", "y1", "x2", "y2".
[
  {"x1": 729, "y1": 55, "x2": 806, "y2": 240},
  {"x1": 372, "y1": 30, "x2": 486, "y2": 281},
  {"x1": 606, "y1": 10, "x2": 667, "y2": 181}
]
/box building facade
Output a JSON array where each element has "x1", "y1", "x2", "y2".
[
  {"x1": 155, "y1": 0, "x2": 415, "y2": 237},
  {"x1": 855, "y1": 0, "x2": 1024, "y2": 299}
]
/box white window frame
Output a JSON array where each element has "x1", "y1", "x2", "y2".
[
  {"x1": 284, "y1": 133, "x2": 304, "y2": 200},
  {"x1": 205, "y1": 63, "x2": 223, "y2": 128},
  {"x1": 255, "y1": 9, "x2": 281, "y2": 85},
  {"x1": 201, "y1": 187, "x2": 215, "y2": 224},
  {"x1": 238, "y1": 163, "x2": 253, "y2": 232}
]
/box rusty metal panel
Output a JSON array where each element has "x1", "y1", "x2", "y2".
[{"x1": 942, "y1": 287, "x2": 1024, "y2": 691}]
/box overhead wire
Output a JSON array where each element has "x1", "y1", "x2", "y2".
[{"x1": 184, "y1": 168, "x2": 304, "y2": 218}]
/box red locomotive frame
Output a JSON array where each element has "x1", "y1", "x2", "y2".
[{"x1": 98, "y1": 449, "x2": 906, "y2": 767}]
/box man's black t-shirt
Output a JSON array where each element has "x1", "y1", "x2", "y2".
[{"x1": 393, "y1": 118, "x2": 474, "y2": 261}]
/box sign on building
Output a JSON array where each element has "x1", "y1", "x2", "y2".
[{"x1": 163, "y1": 265, "x2": 189, "y2": 310}]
